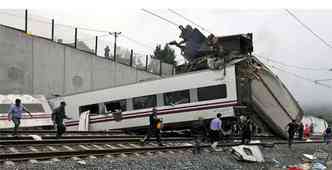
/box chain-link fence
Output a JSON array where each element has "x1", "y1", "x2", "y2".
[{"x1": 0, "y1": 9, "x2": 175, "y2": 76}]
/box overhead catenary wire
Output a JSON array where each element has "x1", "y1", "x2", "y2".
[
  {"x1": 254, "y1": 54, "x2": 331, "y2": 71},
  {"x1": 120, "y1": 34, "x2": 155, "y2": 51},
  {"x1": 168, "y1": 9, "x2": 213, "y2": 35},
  {"x1": 285, "y1": 9, "x2": 332, "y2": 50},
  {"x1": 141, "y1": 9, "x2": 180, "y2": 27},
  {"x1": 267, "y1": 64, "x2": 332, "y2": 89}
]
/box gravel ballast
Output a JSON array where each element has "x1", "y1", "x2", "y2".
[{"x1": 1, "y1": 143, "x2": 331, "y2": 170}]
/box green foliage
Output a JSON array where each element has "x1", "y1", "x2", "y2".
[{"x1": 153, "y1": 44, "x2": 177, "y2": 65}]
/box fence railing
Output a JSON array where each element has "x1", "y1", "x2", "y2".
[{"x1": 0, "y1": 9, "x2": 175, "y2": 76}]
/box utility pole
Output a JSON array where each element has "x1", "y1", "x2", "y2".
[{"x1": 109, "y1": 32, "x2": 121, "y2": 61}]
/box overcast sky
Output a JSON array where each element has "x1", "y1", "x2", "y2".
[{"x1": 1, "y1": 9, "x2": 332, "y2": 110}]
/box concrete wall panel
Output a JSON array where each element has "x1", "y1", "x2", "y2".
[
  {"x1": 114, "y1": 63, "x2": 137, "y2": 86},
  {"x1": 64, "y1": 47, "x2": 92, "y2": 94},
  {"x1": 136, "y1": 70, "x2": 159, "y2": 82},
  {"x1": 0, "y1": 26, "x2": 33, "y2": 94},
  {"x1": 92, "y1": 57, "x2": 116, "y2": 90},
  {"x1": 0, "y1": 25, "x2": 161, "y2": 97},
  {"x1": 32, "y1": 37, "x2": 65, "y2": 97}
]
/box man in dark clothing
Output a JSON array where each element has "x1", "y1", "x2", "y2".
[
  {"x1": 240, "y1": 116, "x2": 253, "y2": 144},
  {"x1": 142, "y1": 107, "x2": 163, "y2": 146},
  {"x1": 52, "y1": 102, "x2": 71, "y2": 138},
  {"x1": 285, "y1": 119, "x2": 298, "y2": 149},
  {"x1": 191, "y1": 117, "x2": 206, "y2": 154},
  {"x1": 323, "y1": 126, "x2": 331, "y2": 144},
  {"x1": 298, "y1": 122, "x2": 304, "y2": 140},
  {"x1": 104, "y1": 46, "x2": 110, "y2": 58}
]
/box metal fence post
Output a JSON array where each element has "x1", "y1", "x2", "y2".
[
  {"x1": 74, "y1": 28, "x2": 77, "y2": 48},
  {"x1": 25, "y1": 9, "x2": 28, "y2": 33},
  {"x1": 145, "y1": 55, "x2": 149, "y2": 71},
  {"x1": 95, "y1": 36, "x2": 98, "y2": 55},
  {"x1": 159, "y1": 60, "x2": 162, "y2": 76},
  {"x1": 130, "y1": 49, "x2": 133, "y2": 67},
  {"x1": 51, "y1": 19, "x2": 54, "y2": 41}
]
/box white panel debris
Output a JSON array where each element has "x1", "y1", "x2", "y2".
[{"x1": 231, "y1": 141, "x2": 264, "y2": 162}]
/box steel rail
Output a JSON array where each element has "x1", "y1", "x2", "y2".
[
  {"x1": 0, "y1": 137, "x2": 193, "y2": 146},
  {"x1": 0, "y1": 140, "x2": 329, "y2": 161},
  {"x1": 0, "y1": 130, "x2": 124, "y2": 134}
]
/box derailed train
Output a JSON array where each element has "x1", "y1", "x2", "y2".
[
  {"x1": 0, "y1": 29, "x2": 303, "y2": 138},
  {"x1": 48, "y1": 33, "x2": 303, "y2": 138}
]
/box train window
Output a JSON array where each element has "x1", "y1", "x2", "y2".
[
  {"x1": 133, "y1": 95, "x2": 156, "y2": 110},
  {"x1": 24, "y1": 104, "x2": 45, "y2": 112},
  {"x1": 0, "y1": 104, "x2": 10, "y2": 113},
  {"x1": 164, "y1": 90, "x2": 190, "y2": 106},
  {"x1": 79, "y1": 104, "x2": 99, "y2": 114},
  {"x1": 105, "y1": 99, "x2": 126, "y2": 113},
  {"x1": 0, "y1": 104, "x2": 44, "y2": 113},
  {"x1": 197, "y1": 84, "x2": 227, "y2": 101}
]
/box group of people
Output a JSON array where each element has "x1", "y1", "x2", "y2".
[
  {"x1": 210, "y1": 114, "x2": 255, "y2": 147},
  {"x1": 286, "y1": 119, "x2": 332, "y2": 148},
  {"x1": 7, "y1": 100, "x2": 331, "y2": 149},
  {"x1": 7, "y1": 98, "x2": 70, "y2": 138},
  {"x1": 139, "y1": 110, "x2": 258, "y2": 153}
]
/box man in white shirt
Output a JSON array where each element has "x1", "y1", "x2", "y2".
[
  {"x1": 210, "y1": 113, "x2": 222, "y2": 150},
  {"x1": 8, "y1": 99, "x2": 32, "y2": 136}
]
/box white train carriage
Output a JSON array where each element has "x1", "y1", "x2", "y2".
[
  {"x1": 0, "y1": 95, "x2": 53, "y2": 129},
  {"x1": 49, "y1": 64, "x2": 238, "y2": 131}
]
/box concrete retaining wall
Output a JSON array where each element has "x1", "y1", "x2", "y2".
[{"x1": 0, "y1": 25, "x2": 160, "y2": 98}]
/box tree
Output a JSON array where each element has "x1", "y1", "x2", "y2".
[{"x1": 153, "y1": 44, "x2": 177, "y2": 65}]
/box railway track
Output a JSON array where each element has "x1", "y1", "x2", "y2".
[{"x1": 0, "y1": 134, "x2": 329, "y2": 164}]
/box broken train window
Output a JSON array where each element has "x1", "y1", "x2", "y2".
[
  {"x1": 133, "y1": 95, "x2": 156, "y2": 110},
  {"x1": 105, "y1": 99, "x2": 127, "y2": 113},
  {"x1": 164, "y1": 90, "x2": 190, "y2": 106}
]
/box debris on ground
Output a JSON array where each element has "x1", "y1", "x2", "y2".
[{"x1": 231, "y1": 145, "x2": 264, "y2": 162}]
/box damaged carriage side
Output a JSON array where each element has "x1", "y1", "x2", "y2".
[{"x1": 170, "y1": 25, "x2": 303, "y2": 138}]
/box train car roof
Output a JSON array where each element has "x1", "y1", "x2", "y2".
[{"x1": 0, "y1": 94, "x2": 47, "y2": 104}]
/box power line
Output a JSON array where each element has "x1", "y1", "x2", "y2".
[
  {"x1": 285, "y1": 9, "x2": 332, "y2": 50},
  {"x1": 120, "y1": 34, "x2": 155, "y2": 50},
  {"x1": 168, "y1": 9, "x2": 213, "y2": 35},
  {"x1": 141, "y1": 9, "x2": 179, "y2": 27},
  {"x1": 267, "y1": 64, "x2": 332, "y2": 88},
  {"x1": 255, "y1": 54, "x2": 331, "y2": 71}
]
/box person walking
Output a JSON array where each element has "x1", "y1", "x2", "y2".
[
  {"x1": 323, "y1": 126, "x2": 331, "y2": 144},
  {"x1": 240, "y1": 116, "x2": 253, "y2": 144},
  {"x1": 52, "y1": 102, "x2": 71, "y2": 138},
  {"x1": 142, "y1": 107, "x2": 163, "y2": 146},
  {"x1": 210, "y1": 113, "x2": 222, "y2": 150},
  {"x1": 104, "y1": 46, "x2": 110, "y2": 58},
  {"x1": 191, "y1": 117, "x2": 206, "y2": 154},
  {"x1": 285, "y1": 119, "x2": 298, "y2": 149},
  {"x1": 297, "y1": 122, "x2": 304, "y2": 140},
  {"x1": 303, "y1": 124, "x2": 311, "y2": 139},
  {"x1": 8, "y1": 99, "x2": 32, "y2": 136}
]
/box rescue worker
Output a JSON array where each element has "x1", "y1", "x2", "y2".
[
  {"x1": 323, "y1": 125, "x2": 331, "y2": 144},
  {"x1": 304, "y1": 124, "x2": 311, "y2": 139},
  {"x1": 7, "y1": 99, "x2": 33, "y2": 136},
  {"x1": 52, "y1": 102, "x2": 71, "y2": 138},
  {"x1": 210, "y1": 113, "x2": 222, "y2": 150},
  {"x1": 191, "y1": 117, "x2": 206, "y2": 154},
  {"x1": 142, "y1": 107, "x2": 163, "y2": 146},
  {"x1": 285, "y1": 119, "x2": 298, "y2": 149},
  {"x1": 240, "y1": 116, "x2": 253, "y2": 144},
  {"x1": 297, "y1": 122, "x2": 304, "y2": 140}
]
